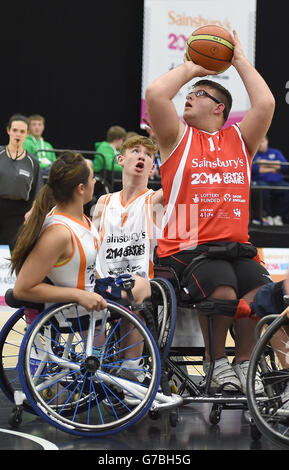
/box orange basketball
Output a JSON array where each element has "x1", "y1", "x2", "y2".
[{"x1": 186, "y1": 25, "x2": 234, "y2": 73}]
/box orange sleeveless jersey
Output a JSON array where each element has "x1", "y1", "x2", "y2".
[{"x1": 157, "y1": 124, "x2": 252, "y2": 257}]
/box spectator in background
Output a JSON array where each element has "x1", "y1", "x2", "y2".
[
  {"x1": 251, "y1": 135, "x2": 289, "y2": 225},
  {"x1": 0, "y1": 114, "x2": 43, "y2": 251},
  {"x1": 23, "y1": 114, "x2": 56, "y2": 177},
  {"x1": 93, "y1": 125, "x2": 127, "y2": 174}
]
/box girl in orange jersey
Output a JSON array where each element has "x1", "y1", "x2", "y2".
[
  {"x1": 10, "y1": 151, "x2": 152, "y2": 384},
  {"x1": 10, "y1": 151, "x2": 150, "y2": 312},
  {"x1": 145, "y1": 30, "x2": 275, "y2": 394}
]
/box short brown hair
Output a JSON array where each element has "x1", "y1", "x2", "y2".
[
  {"x1": 28, "y1": 114, "x2": 45, "y2": 125},
  {"x1": 193, "y1": 80, "x2": 232, "y2": 122},
  {"x1": 106, "y1": 125, "x2": 127, "y2": 142},
  {"x1": 121, "y1": 135, "x2": 158, "y2": 156}
]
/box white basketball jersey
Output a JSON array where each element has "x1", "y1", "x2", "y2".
[
  {"x1": 96, "y1": 189, "x2": 162, "y2": 279},
  {"x1": 42, "y1": 210, "x2": 99, "y2": 291}
]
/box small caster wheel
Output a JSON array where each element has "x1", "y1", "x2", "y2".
[
  {"x1": 9, "y1": 406, "x2": 23, "y2": 428},
  {"x1": 42, "y1": 387, "x2": 56, "y2": 400},
  {"x1": 149, "y1": 409, "x2": 160, "y2": 420},
  {"x1": 209, "y1": 404, "x2": 222, "y2": 425},
  {"x1": 169, "y1": 379, "x2": 178, "y2": 394},
  {"x1": 169, "y1": 408, "x2": 179, "y2": 427}
]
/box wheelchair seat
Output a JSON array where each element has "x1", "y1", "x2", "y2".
[
  {"x1": 5, "y1": 288, "x2": 44, "y2": 312},
  {"x1": 153, "y1": 265, "x2": 196, "y2": 307}
]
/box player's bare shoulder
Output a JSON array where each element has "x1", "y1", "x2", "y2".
[
  {"x1": 92, "y1": 193, "x2": 108, "y2": 229},
  {"x1": 151, "y1": 188, "x2": 164, "y2": 227},
  {"x1": 151, "y1": 188, "x2": 163, "y2": 206}
]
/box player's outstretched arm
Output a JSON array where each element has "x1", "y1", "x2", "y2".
[{"x1": 145, "y1": 59, "x2": 216, "y2": 160}]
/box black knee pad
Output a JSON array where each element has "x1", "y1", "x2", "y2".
[
  {"x1": 136, "y1": 298, "x2": 157, "y2": 339},
  {"x1": 197, "y1": 297, "x2": 251, "y2": 319},
  {"x1": 136, "y1": 297, "x2": 154, "y2": 320}
]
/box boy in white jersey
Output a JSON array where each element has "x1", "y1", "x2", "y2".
[
  {"x1": 93, "y1": 135, "x2": 163, "y2": 279},
  {"x1": 145, "y1": 30, "x2": 275, "y2": 393},
  {"x1": 93, "y1": 136, "x2": 163, "y2": 381}
]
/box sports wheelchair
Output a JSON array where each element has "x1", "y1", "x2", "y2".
[
  {"x1": 246, "y1": 283, "x2": 289, "y2": 449},
  {"x1": 0, "y1": 275, "x2": 181, "y2": 437},
  {"x1": 152, "y1": 264, "x2": 251, "y2": 427},
  {"x1": 160, "y1": 266, "x2": 289, "y2": 449},
  {"x1": 3, "y1": 269, "x2": 287, "y2": 444}
]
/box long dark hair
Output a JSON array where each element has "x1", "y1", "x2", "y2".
[{"x1": 10, "y1": 151, "x2": 90, "y2": 274}]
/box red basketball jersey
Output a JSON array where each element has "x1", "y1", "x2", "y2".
[{"x1": 157, "y1": 124, "x2": 252, "y2": 257}]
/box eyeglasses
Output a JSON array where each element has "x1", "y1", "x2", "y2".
[
  {"x1": 186, "y1": 89, "x2": 221, "y2": 105},
  {"x1": 186, "y1": 89, "x2": 228, "y2": 121}
]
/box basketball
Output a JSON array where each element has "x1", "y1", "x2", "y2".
[{"x1": 186, "y1": 25, "x2": 234, "y2": 73}]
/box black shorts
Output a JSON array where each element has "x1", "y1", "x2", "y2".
[{"x1": 158, "y1": 247, "x2": 272, "y2": 301}]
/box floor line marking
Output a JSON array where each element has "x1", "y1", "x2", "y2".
[{"x1": 0, "y1": 428, "x2": 59, "y2": 450}]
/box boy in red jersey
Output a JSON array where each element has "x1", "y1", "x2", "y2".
[{"x1": 145, "y1": 30, "x2": 275, "y2": 393}]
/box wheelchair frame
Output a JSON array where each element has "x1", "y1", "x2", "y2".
[
  {"x1": 2, "y1": 268, "x2": 283, "y2": 443},
  {"x1": 247, "y1": 313, "x2": 289, "y2": 448},
  {"x1": 153, "y1": 265, "x2": 250, "y2": 426},
  {"x1": 18, "y1": 301, "x2": 163, "y2": 436},
  {"x1": 0, "y1": 277, "x2": 180, "y2": 436}
]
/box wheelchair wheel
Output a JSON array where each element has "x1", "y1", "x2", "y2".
[
  {"x1": 0, "y1": 308, "x2": 35, "y2": 414},
  {"x1": 150, "y1": 278, "x2": 177, "y2": 361},
  {"x1": 247, "y1": 314, "x2": 289, "y2": 448},
  {"x1": 18, "y1": 301, "x2": 161, "y2": 437}
]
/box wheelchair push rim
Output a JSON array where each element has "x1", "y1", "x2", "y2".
[
  {"x1": 0, "y1": 308, "x2": 36, "y2": 414},
  {"x1": 150, "y1": 277, "x2": 177, "y2": 362},
  {"x1": 18, "y1": 301, "x2": 161, "y2": 437},
  {"x1": 247, "y1": 314, "x2": 289, "y2": 448}
]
